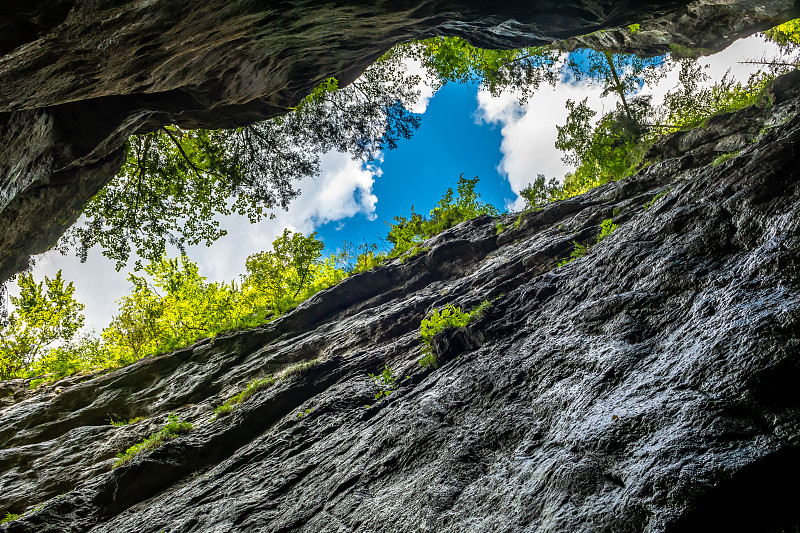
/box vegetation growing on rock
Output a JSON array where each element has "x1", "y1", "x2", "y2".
[
  {"x1": 213, "y1": 377, "x2": 276, "y2": 418},
  {"x1": 419, "y1": 300, "x2": 492, "y2": 368},
  {"x1": 557, "y1": 217, "x2": 618, "y2": 267},
  {"x1": 113, "y1": 413, "x2": 193, "y2": 468},
  {"x1": 368, "y1": 364, "x2": 396, "y2": 401}
]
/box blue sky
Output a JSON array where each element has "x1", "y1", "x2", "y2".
[
  {"x1": 14, "y1": 35, "x2": 779, "y2": 331},
  {"x1": 313, "y1": 81, "x2": 514, "y2": 253}
]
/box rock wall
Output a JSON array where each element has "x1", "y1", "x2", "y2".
[
  {"x1": 0, "y1": 0, "x2": 798, "y2": 282},
  {"x1": 0, "y1": 71, "x2": 798, "y2": 532}
]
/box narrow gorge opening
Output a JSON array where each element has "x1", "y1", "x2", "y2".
[{"x1": 2, "y1": 21, "x2": 797, "y2": 387}]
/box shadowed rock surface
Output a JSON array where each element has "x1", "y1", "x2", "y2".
[
  {"x1": 1, "y1": 71, "x2": 798, "y2": 532},
  {"x1": 1, "y1": 0, "x2": 798, "y2": 283}
]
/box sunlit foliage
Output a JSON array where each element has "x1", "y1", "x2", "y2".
[
  {"x1": 102, "y1": 256, "x2": 251, "y2": 364},
  {"x1": 3, "y1": 175, "x2": 498, "y2": 384},
  {"x1": 242, "y1": 229, "x2": 329, "y2": 316},
  {"x1": 763, "y1": 18, "x2": 800, "y2": 57},
  {"x1": 659, "y1": 61, "x2": 774, "y2": 132},
  {"x1": 403, "y1": 36, "x2": 561, "y2": 101},
  {"x1": 387, "y1": 175, "x2": 498, "y2": 257},
  {"x1": 0, "y1": 272, "x2": 84, "y2": 379}
]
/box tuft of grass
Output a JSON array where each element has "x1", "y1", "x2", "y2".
[
  {"x1": 109, "y1": 416, "x2": 144, "y2": 426},
  {"x1": 1, "y1": 512, "x2": 21, "y2": 524},
  {"x1": 281, "y1": 359, "x2": 319, "y2": 379},
  {"x1": 643, "y1": 189, "x2": 671, "y2": 210},
  {"x1": 495, "y1": 222, "x2": 506, "y2": 235},
  {"x1": 113, "y1": 413, "x2": 193, "y2": 468},
  {"x1": 711, "y1": 151, "x2": 740, "y2": 166},
  {"x1": 213, "y1": 376, "x2": 276, "y2": 418},
  {"x1": 418, "y1": 300, "x2": 493, "y2": 368}
]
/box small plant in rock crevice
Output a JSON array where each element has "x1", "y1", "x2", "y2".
[
  {"x1": 557, "y1": 241, "x2": 591, "y2": 268},
  {"x1": 0, "y1": 503, "x2": 46, "y2": 525},
  {"x1": 711, "y1": 150, "x2": 740, "y2": 166},
  {"x1": 113, "y1": 413, "x2": 193, "y2": 468},
  {"x1": 109, "y1": 416, "x2": 144, "y2": 426},
  {"x1": 418, "y1": 300, "x2": 492, "y2": 369},
  {"x1": 1, "y1": 512, "x2": 21, "y2": 524},
  {"x1": 557, "y1": 217, "x2": 618, "y2": 268},
  {"x1": 368, "y1": 364, "x2": 396, "y2": 401},
  {"x1": 643, "y1": 189, "x2": 671, "y2": 210},
  {"x1": 596, "y1": 218, "x2": 618, "y2": 242}
]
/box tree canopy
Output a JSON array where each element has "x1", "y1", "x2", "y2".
[{"x1": 0, "y1": 272, "x2": 84, "y2": 379}]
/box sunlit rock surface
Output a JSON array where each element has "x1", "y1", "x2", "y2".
[
  {"x1": 0, "y1": 0, "x2": 798, "y2": 282},
  {"x1": 1, "y1": 71, "x2": 798, "y2": 532}
]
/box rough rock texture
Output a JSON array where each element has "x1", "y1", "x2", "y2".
[
  {"x1": 1, "y1": 71, "x2": 798, "y2": 532},
  {"x1": 1, "y1": 0, "x2": 798, "y2": 283},
  {"x1": 557, "y1": 0, "x2": 797, "y2": 56}
]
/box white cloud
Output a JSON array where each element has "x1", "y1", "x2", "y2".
[
  {"x1": 476, "y1": 74, "x2": 607, "y2": 210},
  {"x1": 476, "y1": 34, "x2": 783, "y2": 210}
]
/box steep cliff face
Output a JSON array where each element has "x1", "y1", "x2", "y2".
[
  {"x1": 1, "y1": 71, "x2": 798, "y2": 532},
  {"x1": 1, "y1": 0, "x2": 798, "y2": 283}
]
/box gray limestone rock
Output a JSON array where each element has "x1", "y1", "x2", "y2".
[{"x1": 0, "y1": 71, "x2": 798, "y2": 532}]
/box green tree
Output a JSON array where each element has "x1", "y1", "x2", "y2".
[
  {"x1": 26, "y1": 334, "x2": 107, "y2": 381},
  {"x1": 242, "y1": 229, "x2": 327, "y2": 315},
  {"x1": 519, "y1": 174, "x2": 561, "y2": 209},
  {"x1": 387, "y1": 175, "x2": 498, "y2": 256},
  {"x1": 0, "y1": 271, "x2": 85, "y2": 379},
  {"x1": 554, "y1": 95, "x2": 654, "y2": 195},
  {"x1": 765, "y1": 18, "x2": 800, "y2": 48},
  {"x1": 658, "y1": 60, "x2": 774, "y2": 133},
  {"x1": 567, "y1": 50, "x2": 667, "y2": 125},
  {"x1": 760, "y1": 17, "x2": 800, "y2": 69},
  {"x1": 102, "y1": 255, "x2": 248, "y2": 364},
  {"x1": 404, "y1": 36, "x2": 561, "y2": 100}
]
